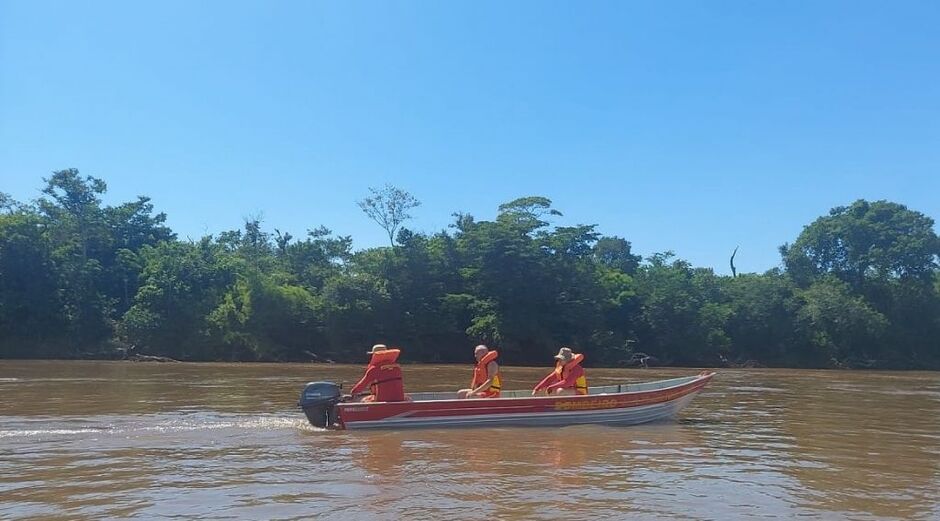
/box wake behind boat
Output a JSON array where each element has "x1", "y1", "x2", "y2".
[{"x1": 299, "y1": 372, "x2": 715, "y2": 430}]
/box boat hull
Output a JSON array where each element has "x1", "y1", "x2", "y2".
[{"x1": 331, "y1": 372, "x2": 714, "y2": 430}]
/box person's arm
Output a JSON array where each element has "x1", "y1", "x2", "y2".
[
  {"x1": 532, "y1": 371, "x2": 559, "y2": 394},
  {"x1": 348, "y1": 366, "x2": 377, "y2": 396},
  {"x1": 469, "y1": 361, "x2": 498, "y2": 394},
  {"x1": 469, "y1": 377, "x2": 492, "y2": 395}
]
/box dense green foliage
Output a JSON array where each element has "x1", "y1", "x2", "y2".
[{"x1": 2, "y1": 171, "x2": 938, "y2": 368}]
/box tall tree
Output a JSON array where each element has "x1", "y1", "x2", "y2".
[
  {"x1": 781, "y1": 199, "x2": 940, "y2": 288},
  {"x1": 357, "y1": 184, "x2": 421, "y2": 246},
  {"x1": 593, "y1": 236, "x2": 641, "y2": 274},
  {"x1": 496, "y1": 196, "x2": 562, "y2": 234},
  {"x1": 36, "y1": 170, "x2": 114, "y2": 352},
  {"x1": 0, "y1": 205, "x2": 68, "y2": 357},
  {"x1": 38, "y1": 169, "x2": 108, "y2": 260},
  {"x1": 781, "y1": 199, "x2": 940, "y2": 368}
]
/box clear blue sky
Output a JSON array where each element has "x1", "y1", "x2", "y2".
[{"x1": 2, "y1": 1, "x2": 938, "y2": 274}]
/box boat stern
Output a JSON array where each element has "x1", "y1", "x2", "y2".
[{"x1": 298, "y1": 381, "x2": 342, "y2": 428}]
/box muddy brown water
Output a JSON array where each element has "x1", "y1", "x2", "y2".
[{"x1": 1, "y1": 361, "x2": 938, "y2": 520}]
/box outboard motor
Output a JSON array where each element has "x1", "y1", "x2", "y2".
[{"x1": 298, "y1": 382, "x2": 342, "y2": 428}]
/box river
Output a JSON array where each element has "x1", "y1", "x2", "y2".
[{"x1": 1, "y1": 361, "x2": 938, "y2": 520}]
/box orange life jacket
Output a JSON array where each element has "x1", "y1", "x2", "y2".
[
  {"x1": 547, "y1": 353, "x2": 588, "y2": 395},
  {"x1": 471, "y1": 350, "x2": 501, "y2": 397},
  {"x1": 365, "y1": 349, "x2": 405, "y2": 402}
]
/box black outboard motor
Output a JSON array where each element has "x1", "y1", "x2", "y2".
[{"x1": 298, "y1": 382, "x2": 342, "y2": 428}]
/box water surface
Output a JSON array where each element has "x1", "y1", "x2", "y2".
[{"x1": 1, "y1": 361, "x2": 938, "y2": 520}]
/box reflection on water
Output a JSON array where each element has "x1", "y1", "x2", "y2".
[{"x1": 1, "y1": 361, "x2": 938, "y2": 520}]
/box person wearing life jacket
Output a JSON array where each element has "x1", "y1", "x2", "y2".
[
  {"x1": 532, "y1": 347, "x2": 588, "y2": 396},
  {"x1": 457, "y1": 344, "x2": 502, "y2": 399},
  {"x1": 348, "y1": 344, "x2": 405, "y2": 402}
]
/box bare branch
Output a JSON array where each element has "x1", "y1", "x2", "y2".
[
  {"x1": 356, "y1": 184, "x2": 421, "y2": 246},
  {"x1": 730, "y1": 246, "x2": 739, "y2": 278}
]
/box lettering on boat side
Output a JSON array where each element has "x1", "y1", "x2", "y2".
[
  {"x1": 553, "y1": 399, "x2": 619, "y2": 411},
  {"x1": 343, "y1": 407, "x2": 368, "y2": 412}
]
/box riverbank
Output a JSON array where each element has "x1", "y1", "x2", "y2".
[
  {"x1": 3, "y1": 354, "x2": 938, "y2": 371},
  {"x1": 4, "y1": 174, "x2": 939, "y2": 375}
]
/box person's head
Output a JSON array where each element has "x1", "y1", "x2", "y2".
[
  {"x1": 367, "y1": 344, "x2": 388, "y2": 355},
  {"x1": 554, "y1": 347, "x2": 574, "y2": 363},
  {"x1": 474, "y1": 344, "x2": 489, "y2": 361}
]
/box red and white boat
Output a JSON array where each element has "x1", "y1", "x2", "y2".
[{"x1": 299, "y1": 372, "x2": 715, "y2": 430}]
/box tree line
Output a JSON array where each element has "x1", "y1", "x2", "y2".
[{"x1": 1, "y1": 169, "x2": 938, "y2": 369}]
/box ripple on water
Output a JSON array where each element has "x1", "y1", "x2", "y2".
[{"x1": 1, "y1": 362, "x2": 939, "y2": 520}]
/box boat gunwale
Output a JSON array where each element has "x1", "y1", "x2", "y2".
[{"x1": 335, "y1": 371, "x2": 715, "y2": 408}]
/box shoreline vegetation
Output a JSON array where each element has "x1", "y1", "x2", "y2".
[{"x1": 1, "y1": 169, "x2": 938, "y2": 370}]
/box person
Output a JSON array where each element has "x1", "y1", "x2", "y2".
[
  {"x1": 532, "y1": 347, "x2": 588, "y2": 396},
  {"x1": 348, "y1": 344, "x2": 405, "y2": 402},
  {"x1": 457, "y1": 345, "x2": 501, "y2": 399}
]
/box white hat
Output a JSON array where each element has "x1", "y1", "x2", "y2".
[{"x1": 367, "y1": 344, "x2": 388, "y2": 355}]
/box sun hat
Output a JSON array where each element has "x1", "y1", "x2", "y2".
[{"x1": 367, "y1": 344, "x2": 388, "y2": 355}]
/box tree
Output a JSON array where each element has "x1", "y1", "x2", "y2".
[
  {"x1": 0, "y1": 208, "x2": 68, "y2": 357},
  {"x1": 723, "y1": 270, "x2": 800, "y2": 365},
  {"x1": 38, "y1": 169, "x2": 108, "y2": 260},
  {"x1": 496, "y1": 196, "x2": 562, "y2": 234},
  {"x1": 357, "y1": 184, "x2": 421, "y2": 246},
  {"x1": 120, "y1": 239, "x2": 237, "y2": 359},
  {"x1": 321, "y1": 272, "x2": 392, "y2": 359},
  {"x1": 781, "y1": 200, "x2": 940, "y2": 368},
  {"x1": 633, "y1": 253, "x2": 731, "y2": 366},
  {"x1": 794, "y1": 277, "x2": 888, "y2": 367},
  {"x1": 277, "y1": 226, "x2": 352, "y2": 291},
  {"x1": 0, "y1": 193, "x2": 17, "y2": 213},
  {"x1": 36, "y1": 170, "x2": 115, "y2": 352},
  {"x1": 782, "y1": 199, "x2": 940, "y2": 288},
  {"x1": 207, "y1": 269, "x2": 323, "y2": 361},
  {"x1": 4, "y1": 170, "x2": 940, "y2": 369},
  {"x1": 593, "y1": 236, "x2": 641, "y2": 274},
  {"x1": 450, "y1": 209, "x2": 559, "y2": 362}
]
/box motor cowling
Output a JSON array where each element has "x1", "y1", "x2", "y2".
[{"x1": 298, "y1": 382, "x2": 342, "y2": 428}]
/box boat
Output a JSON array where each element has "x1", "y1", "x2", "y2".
[{"x1": 298, "y1": 371, "x2": 715, "y2": 430}]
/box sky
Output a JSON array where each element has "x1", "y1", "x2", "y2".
[{"x1": 1, "y1": 1, "x2": 938, "y2": 274}]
